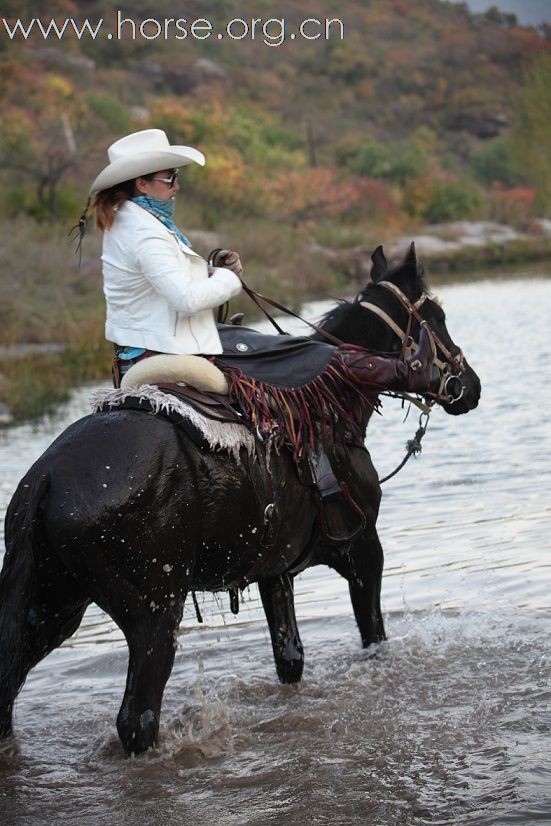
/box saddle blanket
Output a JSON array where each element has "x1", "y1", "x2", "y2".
[{"x1": 90, "y1": 384, "x2": 256, "y2": 461}]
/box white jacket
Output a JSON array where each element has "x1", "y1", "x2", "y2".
[{"x1": 102, "y1": 200, "x2": 242, "y2": 354}]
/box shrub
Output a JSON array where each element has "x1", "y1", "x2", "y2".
[
  {"x1": 336, "y1": 138, "x2": 427, "y2": 186},
  {"x1": 488, "y1": 184, "x2": 535, "y2": 225},
  {"x1": 510, "y1": 53, "x2": 551, "y2": 214},
  {"x1": 422, "y1": 178, "x2": 485, "y2": 223},
  {"x1": 471, "y1": 138, "x2": 521, "y2": 187},
  {"x1": 86, "y1": 94, "x2": 132, "y2": 133}
]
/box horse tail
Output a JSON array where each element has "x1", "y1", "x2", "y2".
[{"x1": 0, "y1": 471, "x2": 50, "y2": 736}]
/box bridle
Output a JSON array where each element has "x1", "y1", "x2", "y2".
[{"x1": 359, "y1": 281, "x2": 466, "y2": 404}]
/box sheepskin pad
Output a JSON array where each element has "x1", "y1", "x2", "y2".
[
  {"x1": 120, "y1": 354, "x2": 228, "y2": 394},
  {"x1": 90, "y1": 384, "x2": 255, "y2": 460}
]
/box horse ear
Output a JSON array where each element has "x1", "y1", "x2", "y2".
[
  {"x1": 404, "y1": 241, "x2": 418, "y2": 270},
  {"x1": 370, "y1": 245, "x2": 388, "y2": 282}
]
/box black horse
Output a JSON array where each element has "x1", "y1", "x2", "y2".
[{"x1": 0, "y1": 245, "x2": 480, "y2": 755}]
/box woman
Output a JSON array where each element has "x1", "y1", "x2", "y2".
[
  {"x1": 88, "y1": 128, "x2": 243, "y2": 384},
  {"x1": 88, "y1": 128, "x2": 436, "y2": 396}
]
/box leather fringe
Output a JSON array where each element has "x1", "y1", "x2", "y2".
[{"x1": 221, "y1": 349, "x2": 377, "y2": 459}]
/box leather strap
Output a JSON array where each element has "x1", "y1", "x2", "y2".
[{"x1": 239, "y1": 278, "x2": 346, "y2": 346}]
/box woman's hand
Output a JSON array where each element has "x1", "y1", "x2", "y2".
[
  {"x1": 209, "y1": 248, "x2": 243, "y2": 278},
  {"x1": 221, "y1": 250, "x2": 243, "y2": 278}
]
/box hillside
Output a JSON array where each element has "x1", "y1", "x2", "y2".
[{"x1": 1, "y1": 0, "x2": 549, "y2": 219}]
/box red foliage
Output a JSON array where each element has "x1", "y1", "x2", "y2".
[
  {"x1": 268, "y1": 169, "x2": 401, "y2": 227},
  {"x1": 488, "y1": 183, "x2": 536, "y2": 225}
]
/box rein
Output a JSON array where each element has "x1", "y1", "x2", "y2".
[
  {"x1": 238, "y1": 278, "x2": 347, "y2": 347},
  {"x1": 237, "y1": 278, "x2": 464, "y2": 405},
  {"x1": 378, "y1": 411, "x2": 430, "y2": 484}
]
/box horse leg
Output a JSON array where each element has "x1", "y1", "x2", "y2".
[
  {"x1": 259, "y1": 574, "x2": 304, "y2": 684},
  {"x1": 0, "y1": 546, "x2": 89, "y2": 739},
  {"x1": 325, "y1": 527, "x2": 386, "y2": 647},
  {"x1": 113, "y1": 597, "x2": 184, "y2": 756}
]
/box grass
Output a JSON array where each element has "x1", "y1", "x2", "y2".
[
  {"x1": 0, "y1": 217, "x2": 104, "y2": 346},
  {"x1": 0, "y1": 217, "x2": 112, "y2": 424},
  {"x1": 1, "y1": 324, "x2": 111, "y2": 425}
]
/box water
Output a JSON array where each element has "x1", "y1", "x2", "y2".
[{"x1": 0, "y1": 276, "x2": 550, "y2": 825}]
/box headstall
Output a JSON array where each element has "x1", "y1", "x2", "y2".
[{"x1": 360, "y1": 281, "x2": 466, "y2": 404}]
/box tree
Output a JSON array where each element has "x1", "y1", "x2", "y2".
[
  {"x1": 0, "y1": 65, "x2": 80, "y2": 219},
  {"x1": 0, "y1": 110, "x2": 78, "y2": 218},
  {"x1": 510, "y1": 53, "x2": 551, "y2": 215}
]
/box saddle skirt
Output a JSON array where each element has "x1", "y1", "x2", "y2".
[
  {"x1": 90, "y1": 383, "x2": 256, "y2": 461},
  {"x1": 216, "y1": 324, "x2": 336, "y2": 386},
  {"x1": 118, "y1": 326, "x2": 336, "y2": 395}
]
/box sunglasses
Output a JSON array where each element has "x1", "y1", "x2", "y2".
[{"x1": 152, "y1": 171, "x2": 178, "y2": 187}]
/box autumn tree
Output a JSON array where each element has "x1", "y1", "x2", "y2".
[
  {"x1": 510, "y1": 53, "x2": 551, "y2": 215},
  {"x1": 0, "y1": 64, "x2": 81, "y2": 219}
]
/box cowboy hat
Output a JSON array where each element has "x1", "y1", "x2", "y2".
[{"x1": 90, "y1": 129, "x2": 205, "y2": 195}]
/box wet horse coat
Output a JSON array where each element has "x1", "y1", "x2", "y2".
[{"x1": 0, "y1": 246, "x2": 481, "y2": 754}]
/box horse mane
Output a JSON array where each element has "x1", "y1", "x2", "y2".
[
  {"x1": 318, "y1": 298, "x2": 357, "y2": 336},
  {"x1": 319, "y1": 247, "x2": 430, "y2": 336}
]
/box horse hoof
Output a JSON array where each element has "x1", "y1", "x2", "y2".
[
  {"x1": 118, "y1": 709, "x2": 159, "y2": 756},
  {"x1": 363, "y1": 639, "x2": 387, "y2": 658},
  {"x1": 276, "y1": 657, "x2": 304, "y2": 684}
]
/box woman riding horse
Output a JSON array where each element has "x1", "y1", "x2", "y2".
[
  {"x1": 0, "y1": 229, "x2": 481, "y2": 754},
  {"x1": 85, "y1": 128, "x2": 436, "y2": 394}
]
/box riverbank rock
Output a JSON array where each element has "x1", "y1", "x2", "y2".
[
  {"x1": 531, "y1": 218, "x2": 551, "y2": 237},
  {"x1": 310, "y1": 220, "x2": 548, "y2": 281},
  {"x1": 0, "y1": 402, "x2": 14, "y2": 426},
  {"x1": 30, "y1": 46, "x2": 96, "y2": 71},
  {"x1": 388, "y1": 222, "x2": 525, "y2": 258}
]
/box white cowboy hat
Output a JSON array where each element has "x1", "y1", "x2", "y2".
[{"x1": 90, "y1": 128, "x2": 205, "y2": 195}]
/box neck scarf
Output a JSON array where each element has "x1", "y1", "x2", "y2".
[{"x1": 132, "y1": 195, "x2": 191, "y2": 248}]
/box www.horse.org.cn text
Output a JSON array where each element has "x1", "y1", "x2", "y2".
[{"x1": 1, "y1": 14, "x2": 346, "y2": 47}]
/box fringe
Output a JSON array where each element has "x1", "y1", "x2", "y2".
[
  {"x1": 90, "y1": 384, "x2": 256, "y2": 462},
  {"x1": 221, "y1": 349, "x2": 376, "y2": 459}
]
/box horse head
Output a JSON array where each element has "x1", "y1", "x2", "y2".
[{"x1": 321, "y1": 243, "x2": 481, "y2": 415}]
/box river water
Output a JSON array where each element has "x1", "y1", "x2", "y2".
[{"x1": 0, "y1": 274, "x2": 550, "y2": 825}]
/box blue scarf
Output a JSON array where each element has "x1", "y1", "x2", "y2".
[{"x1": 132, "y1": 195, "x2": 191, "y2": 248}]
